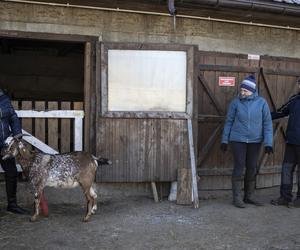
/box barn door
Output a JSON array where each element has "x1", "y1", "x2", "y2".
[
  {"x1": 196, "y1": 51, "x2": 260, "y2": 190},
  {"x1": 196, "y1": 51, "x2": 300, "y2": 190},
  {"x1": 256, "y1": 56, "x2": 300, "y2": 188}
]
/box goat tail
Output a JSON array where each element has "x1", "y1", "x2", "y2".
[{"x1": 92, "y1": 155, "x2": 112, "y2": 167}]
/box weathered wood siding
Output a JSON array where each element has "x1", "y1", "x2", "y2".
[{"x1": 96, "y1": 118, "x2": 189, "y2": 182}]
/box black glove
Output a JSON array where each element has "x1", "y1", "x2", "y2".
[
  {"x1": 265, "y1": 146, "x2": 273, "y2": 154},
  {"x1": 220, "y1": 143, "x2": 228, "y2": 152}
]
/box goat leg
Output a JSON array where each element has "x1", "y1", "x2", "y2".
[
  {"x1": 30, "y1": 192, "x2": 40, "y2": 222},
  {"x1": 90, "y1": 186, "x2": 97, "y2": 215},
  {"x1": 82, "y1": 186, "x2": 94, "y2": 222},
  {"x1": 83, "y1": 195, "x2": 93, "y2": 222}
]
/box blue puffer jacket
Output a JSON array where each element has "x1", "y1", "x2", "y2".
[
  {"x1": 221, "y1": 92, "x2": 273, "y2": 147},
  {"x1": 0, "y1": 94, "x2": 22, "y2": 148},
  {"x1": 271, "y1": 92, "x2": 300, "y2": 145}
]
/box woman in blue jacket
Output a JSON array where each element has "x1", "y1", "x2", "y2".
[{"x1": 221, "y1": 75, "x2": 273, "y2": 208}]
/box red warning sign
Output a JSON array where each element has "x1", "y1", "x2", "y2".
[{"x1": 218, "y1": 77, "x2": 235, "y2": 87}]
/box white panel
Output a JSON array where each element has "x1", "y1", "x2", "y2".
[{"x1": 108, "y1": 50, "x2": 187, "y2": 112}]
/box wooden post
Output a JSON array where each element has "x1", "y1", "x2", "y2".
[
  {"x1": 151, "y1": 182, "x2": 159, "y2": 203},
  {"x1": 177, "y1": 168, "x2": 192, "y2": 205},
  {"x1": 187, "y1": 119, "x2": 199, "y2": 208},
  {"x1": 84, "y1": 42, "x2": 91, "y2": 152}
]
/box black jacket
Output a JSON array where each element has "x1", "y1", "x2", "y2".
[
  {"x1": 271, "y1": 92, "x2": 300, "y2": 145},
  {"x1": 0, "y1": 93, "x2": 22, "y2": 148}
]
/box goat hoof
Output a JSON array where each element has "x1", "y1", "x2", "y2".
[
  {"x1": 82, "y1": 217, "x2": 90, "y2": 222},
  {"x1": 30, "y1": 216, "x2": 38, "y2": 222}
]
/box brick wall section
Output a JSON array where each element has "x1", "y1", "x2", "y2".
[{"x1": 0, "y1": 2, "x2": 300, "y2": 58}]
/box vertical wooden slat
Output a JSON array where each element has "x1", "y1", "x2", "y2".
[
  {"x1": 48, "y1": 102, "x2": 59, "y2": 152},
  {"x1": 61, "y1": 102, "x2": 71, "y2": 153},
  {"x1": 21, "y1": 101, "x2": 33, "y2": 134},
  {"x1": 35, "y1": 101, "x2": 46, "y2": 143},
  {"x1": 11, "y1": 101, "x2": 19, "y2": 110},
  {"x1": 84, "y1": 41, "x2": 92, "y2": 153},
  {"x1": 73, "y1": 102, "x2": 83, "y2": 110}
]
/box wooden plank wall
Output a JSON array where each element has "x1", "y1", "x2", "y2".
[
  {"x1": 196, "y1": 51, "x2": 300, "y2": 190},
  {"x1": 96, "y1": 118, "x2": 189, "y2": 182},
  {"x1": 11, "y1": 100, "x2": 83, "y2": 153}
]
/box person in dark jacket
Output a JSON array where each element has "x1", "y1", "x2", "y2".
[
  {"x1": 0, "y1": 88, "x2": 28, "y2": 214},
  {"x1": 221, "y1": 75, "x2": 273, "y2": 208},
  {"x1": 271, "y1": 77, "x2": 300, "y2": 207}
]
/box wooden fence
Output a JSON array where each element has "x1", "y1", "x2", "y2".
[{"x1": 11, "y1": 100, "x2": 84, "y2": 153}]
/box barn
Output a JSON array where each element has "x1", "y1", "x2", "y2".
[{"x1": 0, "y1": 0, "x2": 300, "y2": 202}]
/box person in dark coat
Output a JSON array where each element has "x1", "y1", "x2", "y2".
[
  {"x1": 221, "y1": 75, "x2": 273, "y2": 208},
  {"x1": 0, "y1": 88, "x2": 28, "y2": 214},
  {"x1": 271, "y1": 77, "x2": 300, "y2": 207}
]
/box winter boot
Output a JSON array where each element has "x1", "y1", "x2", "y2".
[
  {"x1": 243, "y1": 179, "x2": 263, "y2": 206},
  {"x1": 232, "y1": 177, "x2": 246, "y2": 208},
  {"x1": 5, "y1": 175, "x2": 29, "y2": 215}
]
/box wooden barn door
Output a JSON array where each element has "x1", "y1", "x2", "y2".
[
  {"x1": 196, "y1": 51, "x2": 300, "y2": 190},
  {"x1": 256, "y1": 56, "x2": 300, "y2": 188}
]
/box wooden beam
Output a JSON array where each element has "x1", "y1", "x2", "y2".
[
  {"x1": 151, "y1": 182, "x2": 159, "y2": 203},
  {"x1": 84, "y1": 41, "x2": 92, "y2": 152},
  {"x1": 260, "y1": 68, "x2": 286, "y2": 139},
  {"x1": 199, "y1": 64, "x2": 300, "y2": 77},
  {"x1": 198, "y1": 114, "x2": 225, "y2": 122},
  {"x1": 257, "y1": 121, "x2": 282, "y2": 175},
  {"x1": 264, "y1": 68, "x2": 300, "y2": 77},
  {"x1": 198, "y1": 74, "x2": 224, "y2": 116},
  {"x1": 196, "y1": 74, "x2": 225, "y2": 168},
  {"x1": 16, "y1": 110, "x2": 84, "y2": 118},
  {"x1": 187, "y1": 119, "x2": 199, "y2": 208},
  {"x1": 260, "y1": 68, "x2": 276, "y2": 110},
  {"x1": 199, "y1": 64, "x2": 258, "y2": 73},
  {"x1": 0, "y1": 30, "x2": 97, "y2": 43},
  {"x1": 197, "y1": 123, "x2": 223, "y2": 167},
  {"x1": 176, "y1": 168, "x2": 192, "y2": 205}
]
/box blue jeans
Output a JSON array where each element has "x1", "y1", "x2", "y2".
[{"x1": 280, "y1": 144, "x2": 300, "y2": 202}]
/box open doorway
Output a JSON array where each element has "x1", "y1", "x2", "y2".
[{"x1": 0, "y1": 37, "x2": 85, "y2": 154}]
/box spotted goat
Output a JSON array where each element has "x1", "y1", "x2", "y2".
[{"x1": 1, "y1": 135, "x2": 111, "y2": 222}]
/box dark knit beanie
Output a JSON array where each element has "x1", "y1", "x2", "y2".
[{"x1": 240, "y1": 75, "x2": 256, "y2": 93}]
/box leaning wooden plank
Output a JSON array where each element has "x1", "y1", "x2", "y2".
[
  {"x1": 22, "y1": 129, "x2": 58, "y2": 155},
  {"x1": 151, "y1": 182, "x2": 159, "y2": 203},
  {"x1": 187, "y1": 119, "x2": 199, "y2": 208},
  {"x1": 177, "y1": 168, "x2": 192, "y2": 205}
]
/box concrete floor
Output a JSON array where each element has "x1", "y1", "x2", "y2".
[{"x1": 1, "y1": 186, "x2": 300, "y2": 250}]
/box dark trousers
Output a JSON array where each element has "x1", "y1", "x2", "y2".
[
  {"x1": 280, "y1": 144, "x2": 300, "y2": 202},
  {"x1": 0, "y1": 158, "x2": 18, "y2": 205},
  {"x1": 231, "y1": 142, "x2": 261, "y2": 180}
]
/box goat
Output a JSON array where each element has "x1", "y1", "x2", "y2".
[{"x1": 1, "y1": 135, "x2": 111, "y2": 222}]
